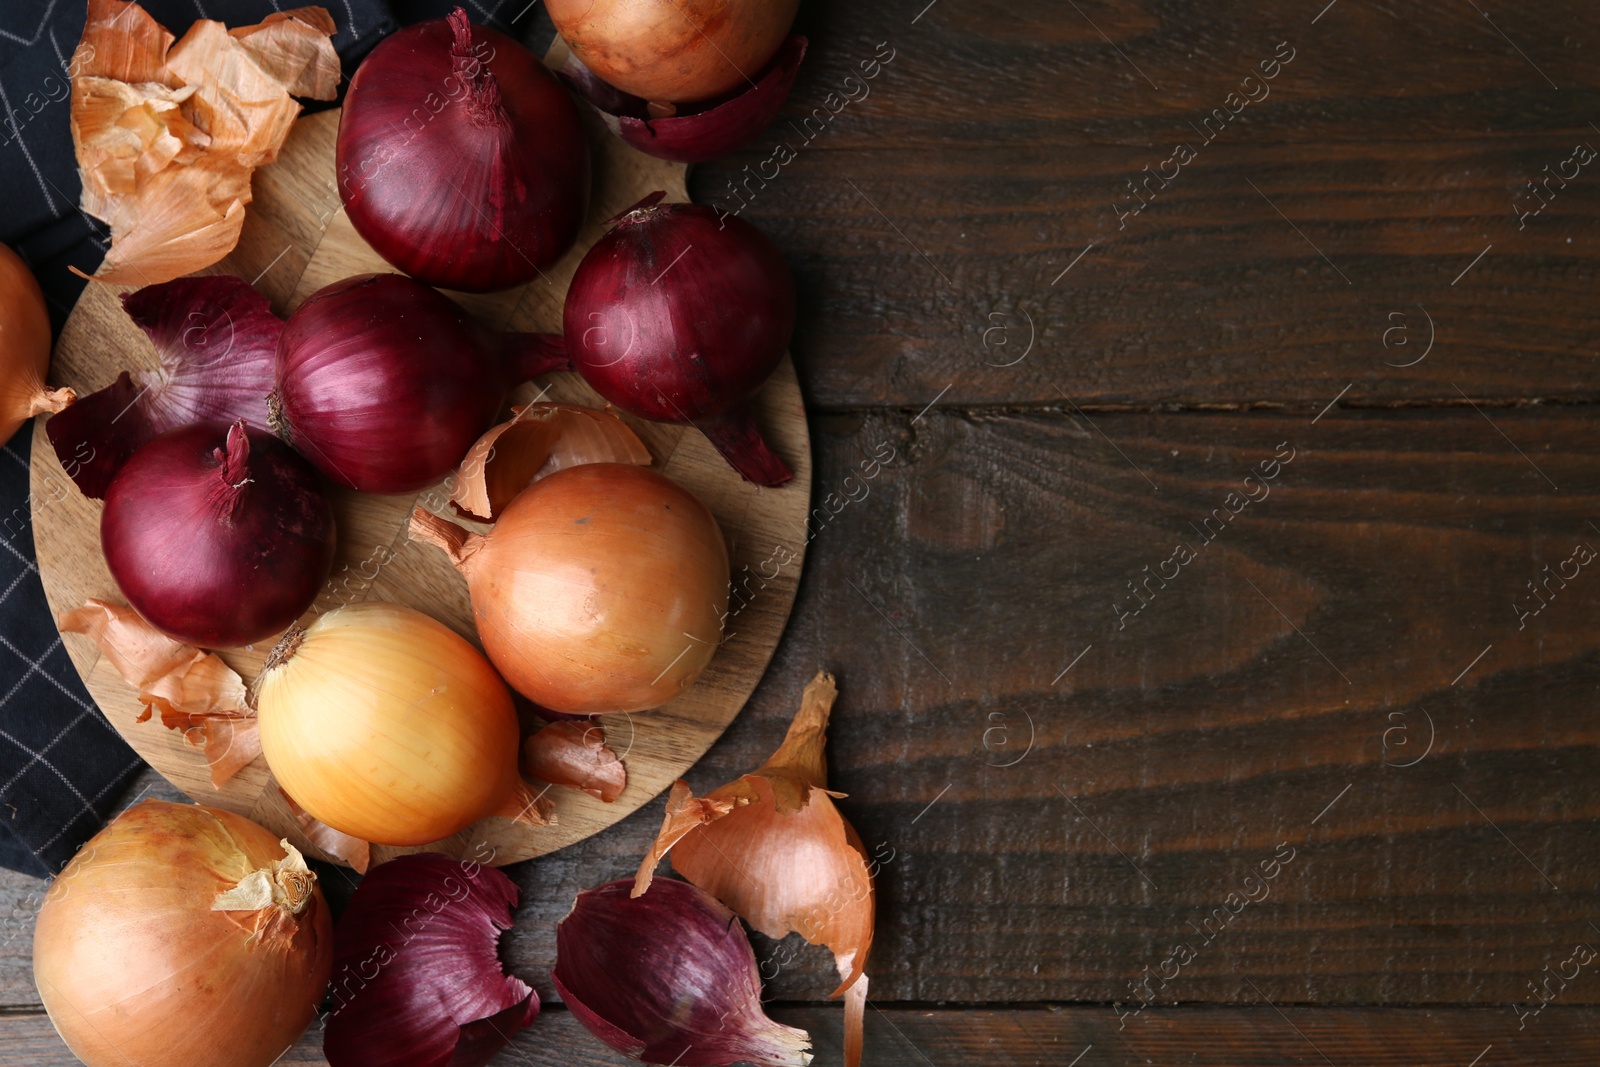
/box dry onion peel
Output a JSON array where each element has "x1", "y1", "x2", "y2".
[
  {"x1": 58, "y1": 598, "x2": 260, "y2": 787},
  {"x1": 33, "y1": 800, "x2": 331, "y2": 1067},
  {"x1": 71, "y1": 0, "x2": 339, "y2": 284},
  {"x1": 522, "y1": 720, "x2": 627, "y2": 802},
  {"x1": 280, "y1": 787, "x2": 372, "y2": 874},
  {"x1": 450, "y1": 402, "x2": 651, "y2": 522},
  {"x1": 633, "y1": 671, "x2": 873, "y2": 1064},
  {"x1": 558, "y1": 36, "x2": 807, "y2": 164},
  {"x1": 45, "y1": 275, "x2": 282, "y2": 498},
  {"x1": 256, "y1": 601, "x2": 553, "y2": 846},
  {"x1": 554, "y1": 878, "x2": 812, "y2": 1066},
  {"x1": 0, "y1": 243, "x2": 73, "y2": 447},
  {"x1": 324, "y1": 853, "x2": 538, "y2": 1067}
]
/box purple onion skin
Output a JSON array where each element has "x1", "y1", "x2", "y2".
[
  {"x1": 553, "y1": 879, "x2": 812, "y2": 1067},
  {"x1": 561, "y1": 37, "x2": 808, "y2": 164},
  {"x1": 101, "y1": 421, "x2": 336, "y2": 650},
  {"x1": 563, "y1": 198, "x2": 797, "y2": 486},
  {"x1": 272, "y1": 274, "x2": 564, "y2": 495},
  {"x1": 337, "y1": 10, "x2": 590, "y2": 293}
]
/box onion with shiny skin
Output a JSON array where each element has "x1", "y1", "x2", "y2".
[
  {"x1": 256, "y1": 601, "x2": 542, "y2": 845},
  {"x1": 564, "y1": 195, "x2": 796, "y2": 486},
  {"x1": 338, "y1": 9, "x2": 590, "y2": 292},
  {"x1": 410, "y1": 463, "x2": 729, "y2": 714},
  {"x1": 547, "y1": 0, "x2": 800, "y2": 106},
  {"x1": 269, "y1": 273, "x2": 567, "y2": 494},
  {"x1": 102, "y1": 419, "x2": 336, "y2": 649},
  {"x1": 0, "y1": 243, "x2": 71, "y2": 446},
  {"x1": 32, "y1": 800, "x2": 332, "y2": 1067}
]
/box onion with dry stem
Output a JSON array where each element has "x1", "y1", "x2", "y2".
[
  {"x1": 256, "y1": 601, "x2": 549, "y2": 846},
  {"x1": 634, "y1": 671, "x2": 874, "y2": 1067},
  {"x1": 32, "y1": 800, "x2": 332, "y2": 1067},
  {"x1": 0, "y1": 243, "x2": 72, "y2": 446}
]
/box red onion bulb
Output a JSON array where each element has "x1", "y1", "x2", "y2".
[
  {"x1": 270, "y1": 273, "x2": 567, "y2": 494},
  {"x1": 338, "y1": 8, "x2": 590, "y2": 293},
  {"x1": 564, "y1": 194, "x2": 796, "y2": 486},
  {"x1": 101, "y1": 420, "x2": 336, "y2": 650}
]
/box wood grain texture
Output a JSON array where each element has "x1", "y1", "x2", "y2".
[
  {"x1": 28, "y1": 79, "x2": 814, "y2": 867},
  {"x1": 691, "y1": 0, "x2": 1600, "y2": 409},
  {"x1": 7, "y1": 1005, "x2": 1600, "y2": 1066}
]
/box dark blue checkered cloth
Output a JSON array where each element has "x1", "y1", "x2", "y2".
[{"x1": 0, "y1": 0, "x2": 548, "y2": 875}]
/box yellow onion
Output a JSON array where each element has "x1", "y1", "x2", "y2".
[
  {"x1": 0, "y1": 242, "x2": 72, "y2": 446},
  {"x1": 546, "y1": 0, "x2": 800, "y2": 106},
  {"x1": 32, "y1": 800, "x2": 331, "y2": 1067},
  {"x1": 410, "y1": 463, "x2": 729, "y2": 714},
  {"x1": 256, "y1": 601, "x2": 545, "y2": 846}
]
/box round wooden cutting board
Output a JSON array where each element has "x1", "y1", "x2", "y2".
[{"x1": 28, "y1": 66, "x2": 811, "y2": 868}]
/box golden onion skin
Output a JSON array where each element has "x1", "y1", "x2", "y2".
[
  {"x1": 547, "y1": 0, "x2": 801, "y2": 104},
  {"x1": 256, "y1": 602, "x2": 522, "y2": 845},
  {"x1": 468, "y1": 464, "x2": 730, "y2": 714},
  {"x1": 32, "y1": 801, "x2": 331, "y2": 1067}
]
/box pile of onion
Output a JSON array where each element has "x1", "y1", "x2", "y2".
[
  {"x1": 338, "y1": 8, "x2": 590, "y2": 293},
  {"x1": 256, "y1": 601, "x2": 542, "y2": 845},
  {"x1": 33, "y1": 800, "x2": 332, "y2": 1067},
  {"x1": 0, "y1": 242, "x2": 72, "y2": 446},
  {"x1": 270, "y1": 273, "x2": 567, "y2": 494},
  {"x1": 101, "y1": 419, "x2": 336, "y2": 649},
  {"x1": 410, "y1": 463, "x2": 729, "y2": 714},
  {"x1": 565, "y1": 194, "x2": 796, "y2": 486}
]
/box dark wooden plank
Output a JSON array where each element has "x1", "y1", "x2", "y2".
[
  {"x1": 8, "y1": 406, "x2": 1600, "y2": 1009},
  {"x1": 7, "y1": 1006, "x2": 1600, "y2": 1066},
  {"x1": 689, "y1": 0, "x2": 1600, "y2": 408}
]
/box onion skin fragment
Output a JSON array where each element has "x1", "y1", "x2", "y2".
[
  {"x1": 32, "y1": 800, "x2": 331, "y2": 1067},
  {"x1": 560, "y1": 36, "x2": 807, "y2": 163},
  {"x1": 554, "y1": 878, "x2": 812, "y2": 1066},
  {"x1": 325, "y1": 853, "x2": 538, "y2": 1067},
  {"x1": 522, "y1": 719, "x2": 627, "y2": 801},
  {"x1": 46, "y1": 275, "x2": 282, "y2": 499}
]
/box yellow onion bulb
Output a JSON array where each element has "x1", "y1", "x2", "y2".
[
  {"x1": 32, "y1": 800, "x2": 332, "y2": 1067},
  {"x1": 256, "y1": 601, "x2": 525, "y2": 845},
  {"x1": 0, "y1": 242, "x2": 71, "y2": 446},
  {"x1": 547, "y1": 0, "x2": 800, "y2": 105},
  {"x1": 411, "y1": 463, "x2": 730, "y2": 714}
]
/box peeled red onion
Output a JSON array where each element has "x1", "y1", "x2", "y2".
[
  {"x1": 410, "y1": 463, "x2": 729, "y2": 714},
  {"x1": 564, "y1": 194, "x2": 796, "y2": 486},
  {"x1": 270, "y1": 273, "x2": 567, "y2": 494},
  {"x1": 338, "y1": 8, "x2": 590, "y2": 293},
  {"x1": 547, "y1": 0, "x2": 800, "y2": 106},
  {"x1": 101, "y1": 419, "x2": 336, "y2": 649},
  {"x1": 33, "y1": 800, "x2": 331, "y2": 1067}
]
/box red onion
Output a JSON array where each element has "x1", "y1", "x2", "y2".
[
  {"x1": 564, "y1": 194, "x2": 796, "y2": 486},
  {"x1": 269, "y1": 273, "x2": 567, "y2": 494},
  {"x1": 48, "y1": 275, "x2": 281, "y2": 499},
  {"x1": 553, "y1": 878, "x2": 812, "y2": 1066},
  {"x1": 324, "y1": 853, "x2": 538, "y2": 1067},
  {"x1": 559, "y1": 37, "x2": 808, "y2": 164},
  {"x1": 338, "y1": 8, "x2": 590, "y2": 293},
  {"x1": 101, "y1": 419, "x2": 336, "y2": 649}
]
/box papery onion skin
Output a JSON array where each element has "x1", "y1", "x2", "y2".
[
  {"x1": 33, "y1": 800, "x2": 331, "y2": 1067},
  {"x1": 101, "y1": 420, "x2": 336, "y2": 649},
  {"x1": 564, "y1": 196, "x2": 796, "y2": 486},
  {"x1": 560, "y1": 36, "x2": 807, "y2": 164},
  {"x1": 411, "y1": 463, "x2": 729, "y2": 714},
  {"x1": 256, "y1": 601, "x2": 525, "y2": 845},
  {"x1": 547, "y1": 0, "x2": 800, "y2": 105},
  {"x1": 325, "y1": 854, "x2": 538, "y2": 1067},
  {"x1": 270, "y1": 273, "x2": 567, "y2": 493},
  {"x1": 0, "y1": 243, "x2": 70, "y2": 446},
  {"x1": 338, "y1": 10, "x2": 590, "y2": 293},
  {"x1": 553, "y1": 878, "x2": 812, "y2": 1067},
  {"x1": 47, "y1": 275, "x2": 280, "y2": 498}
]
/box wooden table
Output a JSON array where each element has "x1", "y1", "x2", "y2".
[{"x1": 5, "y1": 0, "x2": 1600, "y2": 1062}]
